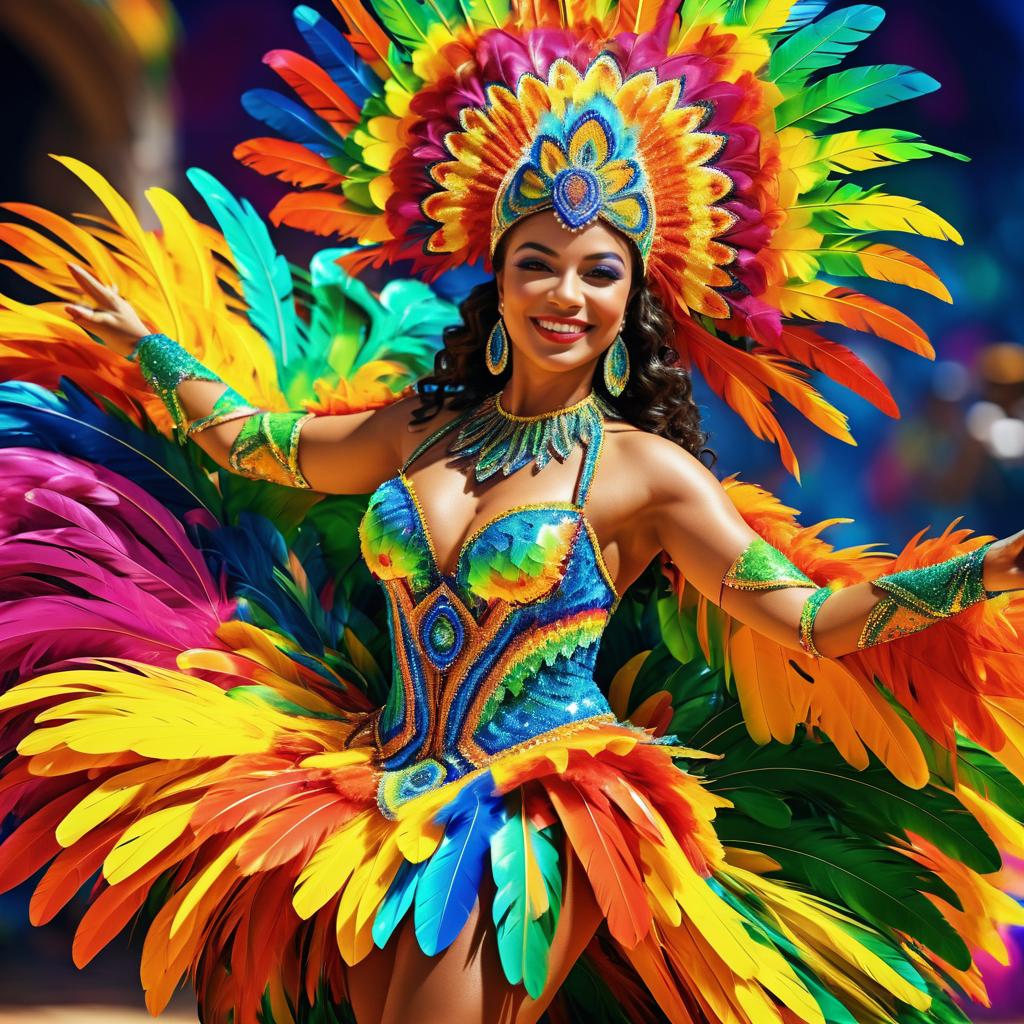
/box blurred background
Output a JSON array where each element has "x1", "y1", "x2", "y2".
[{"x1": 0, "y1": 0, "x2": 1020, "y2": 1020}]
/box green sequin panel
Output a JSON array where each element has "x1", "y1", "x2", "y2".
[
  {"x1": 134, "y1": 333, "x2": 226, "y2": 438},
  {"x1": 723, "y1": 537, "x2": 815, "y2": 591}
]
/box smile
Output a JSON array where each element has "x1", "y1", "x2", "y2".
[{"x1": 530, "y1": 317, "x2": 593, "y2": 342}]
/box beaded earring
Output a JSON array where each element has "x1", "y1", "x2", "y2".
[
  {"x1": 486, "y1": 317, "x2": 509, "y2": 375},
  {"x1": 602, "y1": 332, "x2": 629, "y2": 397}
]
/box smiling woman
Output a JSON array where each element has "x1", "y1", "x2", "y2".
[{"x1": 1, "y1": 3, "x2": 1024, "y2": 1024}]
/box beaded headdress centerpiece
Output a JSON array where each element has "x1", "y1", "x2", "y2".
[{"x1": 237, "y1": 0, "x2": 964, "y2": 479}]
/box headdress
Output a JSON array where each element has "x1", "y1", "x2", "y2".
[{"x1": 236, "y1": 0, "x2": 963, "y2": 478}]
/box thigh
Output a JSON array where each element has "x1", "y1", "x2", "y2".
[
  {"x1": 345, "y1": 930, "x2": 402, "y2": 1024},
  {"x1": 377, "y1": 839, "x2": 604, "y2": 1024}
]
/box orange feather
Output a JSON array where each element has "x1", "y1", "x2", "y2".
[{"x1": 234, "y1": 138, "x2": 345, "y2": 188}]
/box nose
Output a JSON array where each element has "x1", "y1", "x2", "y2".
[{"x1": 548, "y1": 269, "x2": 583, "y2": 310}]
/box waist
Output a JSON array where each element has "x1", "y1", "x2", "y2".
[{"x1": 375, "y1": 708, "x2": 618, "y2": 818}]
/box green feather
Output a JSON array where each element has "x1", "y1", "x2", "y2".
[
  {"x1": 769, "y1": 5, "x2": 885, "y2": 88},
  {"x1": 715, "y1": 818, "x2": 972, "y2": 969},
  {"x1": 776, "y1": 64, "x2": 940, "y2": 131},
  {"x1": 490, "y1": 798, "x2": 561, "y2": 998}
]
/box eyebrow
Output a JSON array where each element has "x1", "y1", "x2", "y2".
[{"x1": 513, "y1": 241, "x2": 625, "y2": 265}]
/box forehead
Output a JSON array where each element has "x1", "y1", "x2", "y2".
[{"x1": 504, "y1": 210, "x2": 632, "y2": 261}]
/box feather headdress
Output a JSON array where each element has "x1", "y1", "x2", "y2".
[{"x1": 236, "y1": 0, "x2": 966, "y2": 476}]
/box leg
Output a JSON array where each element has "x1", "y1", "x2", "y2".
[
  {"x1": 377, "y1": 841, "x2": 604, "y2": 1024},
  {"x1": 345, "y1": 932, "x2": 402, "y2": 1024}
]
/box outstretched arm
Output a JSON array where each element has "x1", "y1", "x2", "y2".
[
  {"x1": 640, "y1": 439, "x2": 1022, "y2": 659},
  {"x1": 65, "y1": 264, "x2": 404, "y2": 494}
]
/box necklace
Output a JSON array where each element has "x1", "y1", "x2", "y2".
[{"x1": 447, "y1": 390, "x2": 617, "y2": 482}]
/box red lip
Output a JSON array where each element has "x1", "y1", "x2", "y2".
[{"x1": 530, "y1": 316, "x2": 593, "y2": 344}]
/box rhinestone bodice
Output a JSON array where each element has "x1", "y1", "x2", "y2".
[{"x1": 357, "y1": 403, "x2": 619, "y2": 816}]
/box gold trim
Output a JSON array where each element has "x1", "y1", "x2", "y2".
[{"x1": 494, "y1": 389, "x2": 600, "y2": 422}]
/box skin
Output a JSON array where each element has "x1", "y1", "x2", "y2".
[{"x1": 65, "y1": 209, "x2": 1024, "y2": 1022}]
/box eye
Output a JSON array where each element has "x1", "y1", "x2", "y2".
[
  {"x1": 515, "y1": 258, "x2": 552, "y2": 272},
  {"x1": 587, "y1": 265, "x2": 623, "y2": 281}
]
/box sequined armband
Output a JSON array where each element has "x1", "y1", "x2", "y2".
[
  {"x1": 721, "y1": 538, "x2": 816, "y2": 593},
  {"x1": 185, "y1": 387, "x2": 260, "y2": 438},
  {"x1": 798, "y1": 586, "x2": 833, "y2": 658},
  {"x1": 857, "y1": 541, "x2": 999, "y2": 648},
  {"x1": 227, "y1": 411, "x2": 315, "y2": 489},
  {"x1": 130, "y1": 333, "x2": 226, "y2": 438}
]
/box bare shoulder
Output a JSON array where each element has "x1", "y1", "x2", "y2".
[
  {"x1": 377, "y1": 392, "x2": 466, "y2": 462},
  {"x1": 601, "y1": 421, "x2": 716, "y2": 506}
]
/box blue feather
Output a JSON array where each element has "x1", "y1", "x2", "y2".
[
  {"x1": 293, "y1": 4, "x2": 379, "y2": 106},
  {"x1": 241, "y1": 88, "x2": 346, "y2": 158},
  {"x1": 0, "y1": 380, "x2": 219, "y2": 519},
  {"x1": 373, "y1": 858, "x2": 426, "y2": 948},
  {"x1": 186, "y1": 167, "x2": 305, "y2": 382},
  {"x1": 414, "y1": 772, "x2": 507, "y2": 955}
]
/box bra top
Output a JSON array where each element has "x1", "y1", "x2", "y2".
[{"x1": 359, "y1": 401, "x2": 618, "y2": 613}]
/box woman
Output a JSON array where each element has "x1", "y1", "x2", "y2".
[{"x1": 3, "y1": 3, "x2": 1024, "y2": 1024}]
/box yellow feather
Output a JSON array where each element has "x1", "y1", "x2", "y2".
[
  {"x1": 56, "y1": 759, "x2": 187, "y2": 846},
  {"x1": 169, "y1": 832, "x2": 248, "y2": 941},
  {"x1": 104, "y1": 802, "x2": 198, "y2": 884},
  {"x1": 336, "y1": 820, "x2": 403, "y2": 963},
  {"x1": 790, "y1": 190, "x2": 963, "y2": 245},
  {"x1": 293, "y1": 809, "x2": 375, "y2": 919}
]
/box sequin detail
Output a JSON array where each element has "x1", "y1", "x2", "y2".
[
  {"x1": 723, "y1": 537, "x2": 815, "y2": 591},
  {"x1": 447, "y1": 391, "x2": 616, "y2": 483},
  {"x1": 857, "y1": 542, "x2": 996, "y2": 647},
  {"x1": 133, "y1": 333, "x2": 225, "y2": 439},
  {"x1": 799, "y1": 586, "x2": 832, "y2": 658},
  {"x1": 227, "y1": 412, "x2": 313, "y2": 489}
]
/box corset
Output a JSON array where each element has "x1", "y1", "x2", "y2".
[{"x1": 358, "y1": 406, "x2": 619, "y2": 817}]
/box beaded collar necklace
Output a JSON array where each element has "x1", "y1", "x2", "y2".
[{"x1": 448, "y1": 390, "x2": 617, "y2": 483}]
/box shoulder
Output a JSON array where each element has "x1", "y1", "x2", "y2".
[
  {"x1": 601, "y1": 421, "x2": 717, "y2": 505},
  {"x1": 376, "y1": 391, "x2": 466, "y2": 461}
]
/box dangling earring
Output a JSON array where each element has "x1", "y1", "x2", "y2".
[
  {"x1": 602, "y1": 332, "x2": 629, "y2": 397},
  {"x1": 486, "y1": 317, "x2": 509, "y2": 375}
]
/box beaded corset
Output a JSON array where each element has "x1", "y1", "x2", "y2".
[{"x1": 358, "y1": 406, "x2": 619, "y2": 817}]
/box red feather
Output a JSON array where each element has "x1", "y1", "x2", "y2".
[
  {"x1": 233, "y1": 138, "x2": 344, "y2": 188},
  {"x1": 263, "y1": 49, "x2": 361, "y2": 128},
  {"x1": 766, "y1": 326, "x2": 900, "y2": 418},
  {"x1": 544, "y1": 776, "x2": 652, "y2": 948}
]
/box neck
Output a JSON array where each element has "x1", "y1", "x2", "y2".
[{"x1": 498, "y1": 364, "x2": 597, "y2": 417}]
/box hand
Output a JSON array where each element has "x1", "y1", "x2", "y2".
[
  {"x1": 983, "y1": 530, "x2": 1024, "y2": 592},
  {"x1": 64, "y1": 264, "x2": 151, "y2": 358}
]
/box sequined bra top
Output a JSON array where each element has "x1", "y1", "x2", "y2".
[{"x1": 358, "y1": 405, "x2": 619, "y2": 816}]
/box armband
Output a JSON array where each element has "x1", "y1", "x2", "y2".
[
  {"x1": 186, "y1": 387, "x2": 260, "y2": 437},
  {"x1": 227, "y1": 411, "x2": 314, "y2": 489},
  {"x1": 798, "y1": 586, "x2": 832, "y2": 658},
  {"x1": 721, "y1": 538, "x2": 816, "y2": 593},
  {"x1": 130, "y1": 333, "x2": 226, "y2": 437},
  {"x1": 857, "y1": 541, "x2": 999, "y2": 648}
]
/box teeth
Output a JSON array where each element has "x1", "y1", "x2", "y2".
[{"x1": 536, "y1": 319, "x2": 587, "y2": 334}]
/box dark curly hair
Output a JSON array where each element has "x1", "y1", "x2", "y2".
[{"x1": 411, "y1": 243, "x2": 715, "y2": 466}]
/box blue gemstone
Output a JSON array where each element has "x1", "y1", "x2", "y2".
[{"x1": 552, "y1": 168, "x2": 601, "y2": 229}]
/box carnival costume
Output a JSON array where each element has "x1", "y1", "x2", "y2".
[{"x1": 0, "y1": 2, "x2": 1023, "y2": 1023}]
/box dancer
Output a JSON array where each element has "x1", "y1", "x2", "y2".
[{"x1": 0, "y1": 2, "x2": 1022, "y2": 1023}]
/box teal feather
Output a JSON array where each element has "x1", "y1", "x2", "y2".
[
  {"x1": 185, "y1": 167, "x2": 305, "y2": 387},
  {"x1": 372, "y1": 858, "x2": 426, "y2": 948},
  {"x1": 769, "y1": 6, "x2": 885, "y2": 89},
  {"x1": 775, "y1": 64, "x2": 940, "y2": 131},
  {"x1": 490, "y1": 800, "x2": 562, "y2": 998}
]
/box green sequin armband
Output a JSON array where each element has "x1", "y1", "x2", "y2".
[
  {"x1": 227, "y1": 411, "x2": 314, "y2": 489},
  {"x1": 185, "y1": 387, "x2": 260, "y2": 438},
  {"x1": 857, "y1": 541, "x2": 999, "y2": 648},
  {"x1": 131, "y1": 333, "x2": 226, "y2": 437},
  {"x1": 799, "y1": 586, "x2": 833, "y2": 658},
  {"x1": 722, "y1": 538, "x2": 816, "y2": 592}
]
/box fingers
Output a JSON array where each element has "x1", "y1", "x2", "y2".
[
  {"x1": 68, "y1": 263, "x2": 117, "y2": 306},
  {"x1": 65, "y1": 304, "x2": 116, "y2": 324}
]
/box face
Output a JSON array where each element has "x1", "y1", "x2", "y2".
[{"x1": 495, "y1": 211, "x2": 635, "y2": 375}]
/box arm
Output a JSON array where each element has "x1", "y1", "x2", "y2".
[
  {"x1": 65, "y1": 264, "x2": 404, "y2": 494},
  {"x1": 639, "y1": 439, "x2": 1021, "y2": 660}
]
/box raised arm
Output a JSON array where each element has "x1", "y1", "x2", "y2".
[
  {"x1": 638, "y1": 438, "x2": 1023, "y2": 660},
  {"x1": 65, "y1": 264, "x2": 404, "y2": 494}
]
